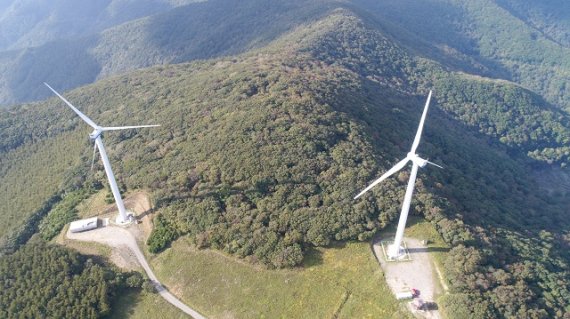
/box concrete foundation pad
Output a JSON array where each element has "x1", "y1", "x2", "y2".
[
  {"x1": 380, "y1": 240, "x2": 413, "y2": 262},
  {"x1": 373, "y1": 236, "x2": 442, "y2": 319}
]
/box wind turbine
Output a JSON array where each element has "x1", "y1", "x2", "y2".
[
  {"x1": 45, "y1": 83, "x2": 159, "y2": 224},
  {"x1": 354, "y1": 91, "x2": 440, "y2": 259}
]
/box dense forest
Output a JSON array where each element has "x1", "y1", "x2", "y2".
[
  {"x1": 356, "y1": 0, "x2": 570, "y2": 111},
  {"x1": 0, "y1": 241, "x2": 146, "y2": 319},
  {"x1": 0, "y1": 1, "x2": 569, "y2": 319}
]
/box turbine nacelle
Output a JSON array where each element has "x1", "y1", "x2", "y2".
[
  {"x1": 89, "y1": 128, "x2": 103, "y2": 140},
  {"x1": 88, "y1": 124, "x2": 163, "y2": 141},
  {"x1": 407, "y1": 152, "x2": 428, "y2": 168}
]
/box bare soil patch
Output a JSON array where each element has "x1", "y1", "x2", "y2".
[
  {"x1": 62, "y1": 191, "x2": 155, "y2": 270},
  {"x1": 66, "y1": 223, "x2": 142, "y2": 271}
]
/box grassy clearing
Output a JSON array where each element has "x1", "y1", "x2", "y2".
[
  {"x1": 405, "y1": 216, "x2": 445, "y2": 243},
  {"x1": 150, "y1": 238, "x2": 412, "y2": 319},
  {"x1": 405, "y1": 215, "x2": 449, "y2": 261},
  {"x1": 76, "y1": 190, "x2": 106, "y2": 218},
  {"x1": 107, "y1": 290, "x2": 188, "y2": 319}
]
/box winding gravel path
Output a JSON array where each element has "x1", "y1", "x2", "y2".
[{"x1": 67, "y1": 224, "x2": 206, "y2": 319}]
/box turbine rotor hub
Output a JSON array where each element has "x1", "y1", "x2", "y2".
[
  {"x1": 89, "y1": 128, "x2": 103, "y2": 140},
  {"x1": 408, "y1": 152, "x2": 427, "y2": 167}
]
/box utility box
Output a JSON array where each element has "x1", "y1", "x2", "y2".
[
  {"x1": 69, "y1": 217, "x2": 99, "y2": 233},
  {"x1": 395, "y1": 291, "x2": 414, "y2": 300}
]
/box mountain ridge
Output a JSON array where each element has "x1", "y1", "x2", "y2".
[{"x1": 1, "y1": 0, "x2": 569, "y2": 112}]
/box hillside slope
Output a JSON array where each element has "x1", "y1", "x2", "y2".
[
  {"x1": 2, "y1": 8, "x2": 570, "y2": 318},
  {"x1": 495, "y1": 0, "x2": 570, "y2": 47}
]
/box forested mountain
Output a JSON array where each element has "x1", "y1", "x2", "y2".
[
  {"x1": 0, "y1": 0, "x2": 334, "y2": 106},
  {"x1": 1, "y1": 0, "x2": 569, "y2": 112},
  {"x1": 0, "y1": 0, "x2": 200, "y2": 50},
  {"x1": 1, "y1": 1, "x2": 570, "y2": 318},
  {"x1": 0, "y1": 0, "x2": 204, "y2": 106},
  {"x1": 495, "y1": 0, "x2": 570, "y2": 47},
  {"x1": 354, "y1": 0, "x2": 570, "y2": 111}
]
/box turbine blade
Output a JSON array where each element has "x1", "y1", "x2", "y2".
[
  {"x1": 354, "y1": 158, "x2": 410, "y2": 199},
  {"x1": 410, "y1": 90, "x2": 433, "y2": 154},
  {"x1": 44, "y1": 83, "x2": 99, "y2": 129},
  {"x1": 90, "y1": 142, "x2": 98, "y2": 172},
  {"x1": 426, "y1": 160, "x2": 443, "y2": 169},
  {"x1": 101, "y1": 125, "x2": 160, "y2": 131}
]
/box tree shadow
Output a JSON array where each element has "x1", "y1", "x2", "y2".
[
  {"x1": 326, "y1": 241, "x2": 347, "y2": 250},
  {"x1": 302, "y1": 248, "x2": 323, "y2": 268},
  {"x1": 104, "y1": 290, "x2": 143, "y2": 319}
]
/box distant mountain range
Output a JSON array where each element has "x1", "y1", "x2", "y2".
[
  {"x1": 1, "y1": 1, "x2": 569, "y2": 318},
  {"x1": 0, "y1": 0, "x2": 569, "y2": 110},
  {"x1": 0, "y1": 0, "x2": 204, "y2": 50}
]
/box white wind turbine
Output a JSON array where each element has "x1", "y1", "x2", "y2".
[
  {"x1": 354, "y1": 91, "x2": 441, "y2": 259},
  {"x1": 45, "y1": 83, "x2": 159, "y2": 224}
]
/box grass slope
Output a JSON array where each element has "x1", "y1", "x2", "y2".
[
  {"x1": 108, "y1": 290, "x2": 188, "y2": 319},
  {"x1": 151, "y1": 238, "x2": 411, "y2": 319}
]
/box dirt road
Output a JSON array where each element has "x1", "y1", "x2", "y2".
[{"x1": 67, "y1": 224, "x2": 206, "y2": 319}]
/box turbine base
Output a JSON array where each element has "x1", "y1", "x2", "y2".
[
  {"x1": 115, "y1": 212, "x2": 135, "y2": 226},
  {"x1": 380, "y1": 240, "x2": 412, "y2": 262}
]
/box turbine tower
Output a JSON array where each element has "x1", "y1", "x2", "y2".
[
  {"x1": 45, "y1": 83, "x2": 159, "y2": 224},
  {"x1": 355, "y1": 91, "x2": 440, "y2": 259}
]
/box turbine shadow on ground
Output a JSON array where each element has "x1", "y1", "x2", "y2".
[
  {"x1": 135, "y1": 207, "x2": 155, "y2": 220},
  {"x1": 407, "y1": 247, "x2": 450, "y2": 254}
]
